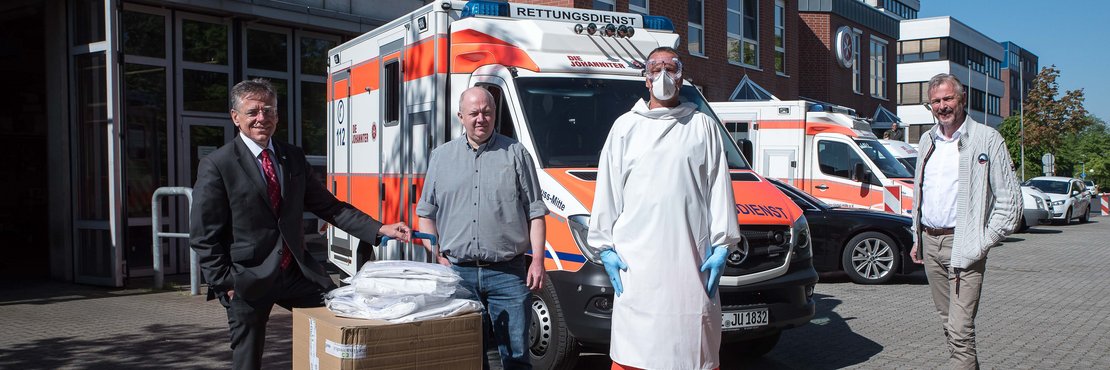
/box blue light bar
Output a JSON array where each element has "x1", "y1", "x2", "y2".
[
  {"x1": 642, "y1": 15, "x2": 675, "y2": 31},
  {"x1": 461, "y1": 1, "x2": 510, "y2": 18}
]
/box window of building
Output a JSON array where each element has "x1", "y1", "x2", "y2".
[
  {"x1": 688, "y1": 0, "x2": 704, "y2": 56},
  {"x1": 881, "y1": 0, "x2": 917, "y2": 19},
  {"x1": 774, "y1": 0, "x2": 786, "y2": 74},
  {"x1": 968, "y1": 88, "x2": 985, "y2": 112},
  {"x1": 897, "y1": 38, "x2": 941, "y2": 63},
  {"x1": 988, "y1": 93, "x2": 1001, "y2": 116},
  {"x1": 897, "y1": 82, "x2": 927, "y2": 105},
  {"x1": 629, "y1": 0, "x2": 649, "y2": 15},
  {"x1": 298, "y1": 34, "x2": 338, "y2": 157},
  {"x1": 179, "y1": 16, "x2": 231, "y2": 114},
  {"x1": 870, "y1": 37, "x2": 887, "y2": 99},
  {"x1": 592, "y1": 0, "x2": 614, "y2": 11},
  {"x1": 852, "y1": 31, "x2": 861, "y2": 93},
  {"x1": 727, "y1": 0, "x2": 758, "y2": 66}
]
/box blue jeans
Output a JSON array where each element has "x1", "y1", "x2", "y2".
[{"x1": 452, "y1": 256, "x2": 532, "y2": 370}]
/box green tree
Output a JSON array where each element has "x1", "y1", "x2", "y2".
[
  {"x1": 1018, "y1": 66, "x2": 1089, "y2": 149},
  {"x1": 998, "y1": 66, "x2": 1094, "y2": 183}
]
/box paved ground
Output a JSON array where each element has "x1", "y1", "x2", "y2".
[{"x1": 2, "y1": 218, "x2": 1108, "y2": 369}]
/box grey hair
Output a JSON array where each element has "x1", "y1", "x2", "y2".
[
  {"x1": 230, "y1": 78, "x2": 277, "y2": 111},
  {"x1": 458, "y1": 86, "x2": 496, "y2": 112},
  {"x1": 927, "y1": 73, "x2": 965, "y2": 103}
]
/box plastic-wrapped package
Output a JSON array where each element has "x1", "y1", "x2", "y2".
[{"x1": 326, "y1": 260, "x2": 481, "y2": 322}]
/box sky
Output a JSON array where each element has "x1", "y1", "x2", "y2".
[{"x1": 917, "y1": 0, "x2": 1110, "y2": 123}]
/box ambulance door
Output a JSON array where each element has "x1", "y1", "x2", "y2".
[
  {"x1": 377, "y1": 33, "x2": 408, "y2": 260},
  {"x1": 810, "y1": 135, "x2": 883, "y2": 209},
  {"x1": 327, "y1": 62, "x2": 354, "y2": 271}
]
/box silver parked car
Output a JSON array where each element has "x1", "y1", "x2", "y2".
[
  {"x1": 1023, "y1": 176, "x2": 1093, "y2": 224},
  {"x1": 1019, "y1": 186, "x2": 1053, "y2": 232}
]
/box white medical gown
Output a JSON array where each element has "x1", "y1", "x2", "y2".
[{"x1": 588, "y1": 100, "x2": 742, "y2": 370}]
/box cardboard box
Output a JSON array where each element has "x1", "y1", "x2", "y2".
[{"x1": 293, "y1": 307, "x2": 483, "y2": 370}]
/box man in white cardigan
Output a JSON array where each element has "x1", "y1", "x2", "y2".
[{"x1": 910, "y1": 73, "x2": 1022, "y2": 370}]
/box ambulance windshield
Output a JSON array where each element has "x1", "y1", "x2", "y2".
[
  {"x1": 516, "y1": 77, "x2": 750, "y2": 169},
  {"x1": 856, "y1": 139, "x2": 914, "y2": 179}
]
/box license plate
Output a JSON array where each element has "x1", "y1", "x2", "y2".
[{"x1": 722, "y1": 308, "x2": 769, "y2": 330}]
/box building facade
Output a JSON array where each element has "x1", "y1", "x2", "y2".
[
  {"x1": 796, "y1": 0, "x2": 901, "y2": 135},
  {"x1": 896, "y1": 16, "x2": 1005, "y2": 144},
  {"x1": 1000, "y1": 41, "x2": 1039, "y2": 118},
  {"x1": 2, "y1": 0, "x2": 425, "y2": 286}
]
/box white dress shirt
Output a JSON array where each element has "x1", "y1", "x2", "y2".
[
  {"x1": 920, "y1": 121, "x2": 967, "y2": 229},
  {"x1": 239, "y1": 132, "x2": 283, "y2": 191}
]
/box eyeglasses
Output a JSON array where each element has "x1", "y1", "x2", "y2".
[
  {"x1": 236, "y1": 106, "x2": 278, "y2": 117},
  {"x1": 645, "y1": 57, "x2": 683, "y2": 79}
]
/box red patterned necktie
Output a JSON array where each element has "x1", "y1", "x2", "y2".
[{"x1": 260, "y1": 149, "x2": 292, "y2": 270}]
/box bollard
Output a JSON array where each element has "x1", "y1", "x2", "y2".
[
  {"x1": 151, "y1": 187, "x2": 198, "y2": 294},
  {"x1": 1101, "y1": 193, "x2": 1109, "y2": 216}
]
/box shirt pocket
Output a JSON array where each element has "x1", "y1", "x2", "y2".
[{"x1": 485, "y1": 166, "x2": 520, "y2": 202}]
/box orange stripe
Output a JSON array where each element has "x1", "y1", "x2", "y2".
[
  {"x1": 450, "y1": 29, "x2": 539, "y2": 73},
  {"x1": 543, "y1": 169, "x2": 596, "y2": 212},
  {"x1": 809, "y1": 180, "x2": 883, "y2": 208},
  {"x1": 403, "y1": 37, "x2": 449, "y2": 82},
  {"x1": 543, "y1": 213, "x2": 585, "y2": 272},
  {"x1": 757, "y1": 120, "x2": 806, "y2": 129},
  {"x1": 806, "y1": 122, "x2": 857, "y2": 137}
]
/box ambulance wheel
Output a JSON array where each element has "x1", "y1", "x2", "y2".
[
  {"x1": 1080, "y1": 205, "x2": 1091, "y2": 223},
  {"x1": 529, "y1": 277, "x2": 579, "y2": 370},
  {"x1": 1018, "y1": 216, "x2": 1029, "y2": 232},
  {"x1": 732, "y1": 330, "x2": 781, "y2": 358},
  {"x1": 842, "y1": 232, "x2": 899, "y2": 285}
]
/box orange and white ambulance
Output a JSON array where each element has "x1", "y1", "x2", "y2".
[
  {"x1": 710, "y1": 100, "x2": 915, "y2": 215},
  {"x1": 325, "y1": 1, "x2": 817, "y2": 367}
]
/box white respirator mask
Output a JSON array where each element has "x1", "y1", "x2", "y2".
[{"x1": 645, "y1": 57, "x2": 682, "y2": 101}]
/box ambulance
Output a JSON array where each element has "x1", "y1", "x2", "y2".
[
  {"x1": 710, "y1": 100, "x2": 916, "y2": 215},
  {"x1": 325, "y1": 1, "x2": 817, "y2": 367}
]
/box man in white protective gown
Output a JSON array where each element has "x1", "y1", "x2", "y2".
[{"x1": 587, "y1": 46, "x2": 742, "y2": 370}]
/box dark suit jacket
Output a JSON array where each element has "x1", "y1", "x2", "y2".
[{"x1": 190, "y1": 138, "x2": 382, "y2": 301}]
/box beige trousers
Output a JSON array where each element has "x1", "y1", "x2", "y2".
[{"x1": 922, "y1": 232, "x2": 986, "y2": 370}]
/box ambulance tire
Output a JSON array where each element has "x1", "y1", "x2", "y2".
[
  {"x1": 1018, "y1": 216, "x2": 1029, "y2": 232},
  {"x1": 731, "y1": 330, "x2": 781, "y2": 358},
  {"x1": 529, "y1": 277, "x2": 579, "y2": 370},
  {"x1": 841, "y1": 232, "x2": 899, "y2": 285}
]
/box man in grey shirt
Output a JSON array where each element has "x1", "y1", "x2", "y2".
[{"x1": 416, "y1": 86, "x2": 547, "y2": 370}]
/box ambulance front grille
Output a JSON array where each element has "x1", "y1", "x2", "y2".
[{"x1": 724, "y1": 225, "x2": 791, "y2": 276}]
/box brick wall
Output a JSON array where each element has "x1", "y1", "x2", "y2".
[
  {"x1": 796, "y1": 11, "x2": 896, "y2": 118},
  {"x1": 510, "y1": 0, "x2": 800, "y2": 102}
]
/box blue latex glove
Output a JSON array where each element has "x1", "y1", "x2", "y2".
[
  {"x1": 700, "y1": 246, "x2": 729, "y2": 298},
  {"x1": 600, "y1": 249, "x2": 628, "y2": 297}
]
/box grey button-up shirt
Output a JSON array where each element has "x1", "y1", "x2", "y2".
[{"x1": 416, "y1": 134, "x2": 547, "y2": 262}]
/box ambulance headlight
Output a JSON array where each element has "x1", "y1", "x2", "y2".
[
  {"x1": 603, "y1": 23, "x2": 616, "y2": 37},
  {"x1": 791, "y1": 215, "x2": 812, "y2": 261},
  {"x1": 586, "y1": 23, "x2": 598, "y2": 35},
  {"x1": 574, "y1": 24, "x2": 585, "y2": 34},
  {"x1": 568, "y1": 215, "x2": 602, "y2": 264}
]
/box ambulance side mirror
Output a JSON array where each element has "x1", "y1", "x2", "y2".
[
  {"x1": 736, "y1": 139, "x2": 754, "y2": 165},
  {"x1": 852, "y1": 162, "x2": 873, "y2": 184}
]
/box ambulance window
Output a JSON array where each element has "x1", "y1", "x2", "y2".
[
  {"x1": 480, "y1": 84, "x2": 516, "y2": 140},
  {"x1": 383, "y1": 60, "x2": 400, "y2": 125},
  {"x1": 817, "y1": 140, "x2": 864, "y2": 180}
]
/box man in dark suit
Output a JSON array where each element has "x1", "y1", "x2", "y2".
[{"x1": 190, "y1": 78, "x2": 411, "y2": 370}]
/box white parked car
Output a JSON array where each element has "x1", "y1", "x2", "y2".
[
  {"x1": 1023, "y1": 176, "x2": 1093, "y2": 224},
  {"x1": 1019, "y1": 186, "x2": 1053, "y2": 232},
  {"x1": 1083, "y1": 180, "x2": 1099, "y2": 195},
  {"x1": 879, "y1": 139, "x2": 918, "y2": 173}
]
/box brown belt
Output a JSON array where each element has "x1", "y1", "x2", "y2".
[{"x1": 923, "y1": 226, "x2": 955, "y2": 236}]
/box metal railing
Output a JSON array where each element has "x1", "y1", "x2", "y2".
[{"x1": 151, "y1": 187, "x2": 200, "y2": 295}]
